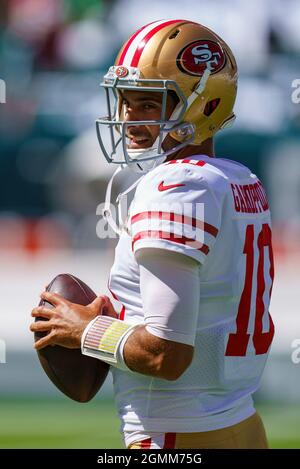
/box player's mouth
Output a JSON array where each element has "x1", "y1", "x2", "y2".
[{"x1": 128, "y1": 136, "x2": 153, "y2": 149}]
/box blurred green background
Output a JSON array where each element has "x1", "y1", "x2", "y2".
[{"x1": 0, "y1": 397, "x2": 299, "y2": 449}]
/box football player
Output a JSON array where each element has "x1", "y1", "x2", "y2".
[{"x1": 31, "y1": 20, "x2": 274, "y2": 449}]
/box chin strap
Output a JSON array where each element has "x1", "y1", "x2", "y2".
[
  {"x1": 102, "y1": 146, "x2": 168, "y2": 236},
  {"x1": 169, "y1": 67, "x2": 212, "y2": 127},
  {"x1": 102, "y1": 166, "x2": 122, "y2": 236},
  {"x1": 186, "y1": 67, "x2": 211, "y2": 108},
  {"x1": 116, "y1": 174, "x2": 144, "y2": 230},
  {"x1": 102, "y1": 166, "x2": 144, "y2": 236}
]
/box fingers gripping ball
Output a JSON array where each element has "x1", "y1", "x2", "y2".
[{"x1": 34, "y1": 274, "x2": 109, "y2": 402}]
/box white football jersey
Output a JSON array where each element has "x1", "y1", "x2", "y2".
[{"x1": 108, "y1": 154, "x2": 275, "y2": 434}]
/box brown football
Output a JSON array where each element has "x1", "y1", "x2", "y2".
[{"x1": 34, "y1": 273, "x2": 109, "y2": 402}]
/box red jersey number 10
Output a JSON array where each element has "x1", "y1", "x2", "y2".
[{"x1": 225, "y1": 223, "x2": 275, "y2": 356}]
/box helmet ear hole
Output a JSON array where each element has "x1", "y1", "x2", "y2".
[
  {"x1": 169, "y1": 29, "x2": 180, "y2": 40},
  {"x1": 204, "y1": 98, "x2": 220, "y2": 116}
]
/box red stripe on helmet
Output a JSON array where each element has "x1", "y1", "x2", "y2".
[
  {"x1": 130, "y1": 19, "x2": 186, "y2": 67},
  {"x1": 117, "y1": 21, "x2": 157, "y2": 65}
]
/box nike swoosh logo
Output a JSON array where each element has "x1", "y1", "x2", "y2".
[{"x1": 158, "y1": 181, "x2": 186, "y2": 192}]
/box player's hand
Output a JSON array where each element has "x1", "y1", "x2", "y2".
[{"x1": 30, "y1": 293, "x2": 118, "y2": 350}]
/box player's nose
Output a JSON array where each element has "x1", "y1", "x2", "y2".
[{"x1": 126, "y1": 125, "x2": 148, "y2": 138}]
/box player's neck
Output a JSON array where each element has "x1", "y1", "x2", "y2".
[{"x1": 164, "y1": 137, "x2": 215, "y2": 162}]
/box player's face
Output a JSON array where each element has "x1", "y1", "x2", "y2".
[{"x1": 121, "y1": 90, "x2": 176, "y2": 150}]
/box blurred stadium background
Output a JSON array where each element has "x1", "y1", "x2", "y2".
[{"x1": 0, "y1": 0, "x2": 300, "y2": 449}]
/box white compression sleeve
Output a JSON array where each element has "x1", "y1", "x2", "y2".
[{"x1": 136, "y1": 248, "x2": 200, "y2": 346}]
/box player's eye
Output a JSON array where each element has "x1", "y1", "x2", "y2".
[{"x1": 142, "y1": 102, "x2": 160, "y2": 111}]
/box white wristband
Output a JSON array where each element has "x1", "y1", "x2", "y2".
[{"x1": 81, "y1": 315, "x2": 138, "y2": 371}]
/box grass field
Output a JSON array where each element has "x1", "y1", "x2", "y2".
[{"x1": 0, "y1": 397, "x2": 299, "y2": 449}]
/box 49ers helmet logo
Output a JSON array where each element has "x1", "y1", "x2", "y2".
[
  {"x1": 115, "y1": 66, "x2": 129, "y2": 78},
  {"x1": 177, "y1": 40, "x2": 226, "y2": 76}
]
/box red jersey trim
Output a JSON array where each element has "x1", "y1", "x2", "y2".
[
  {"x1": 132, "y1": 230, "x2": 210, "y2": 255},
  {"x1": 131, "y1": 211, "x2": 219, "y2": 237}
]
